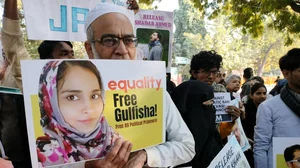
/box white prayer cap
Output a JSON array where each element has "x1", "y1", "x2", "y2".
[{"x1": 84, "y1": 3, "x2": 135, "y2": 33}]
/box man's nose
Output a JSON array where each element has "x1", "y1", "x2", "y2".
[{"x1": 114, "y1": 40, "x2": 129, "y2": 58}]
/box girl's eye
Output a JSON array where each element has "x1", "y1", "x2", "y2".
[
  {"x1": 67, "y1": 95, "x2": 79, "y2": 101},
  {"x1": 92, "y1": 94, "x2": 100, "y2": 99}
]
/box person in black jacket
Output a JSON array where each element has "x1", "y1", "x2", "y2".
[{"x1": 171, "y1": 80, "x2": 223, "y2": 167}]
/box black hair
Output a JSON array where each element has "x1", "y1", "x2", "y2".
[
  {"x1": 250, "y1": 83, "x2": 267, "y2": 95},
  {"x1": 250, "y1": 76, "x2": 264, "y2": 84},
  {"x1": 189, "y1": 50, "x2": 223, "y2": 78},
  {"x1": 154, "y1": 31, "x2": 163, "y2": 41},
  {"x1": 56, "y1": 60, "x2": 103, "y2": 91},
  {"x1": 279, "y1": 48, "x2": 300, "y2": 71},
  {"x1": 284, "y1": 144, "x2": 300, "y2": 162},
  {"x1": 38, "y1": 41, "x2": 73, "y2": 59},
  {"x1": 243, "y1": 67, "x2": 253, "y2": 79}
]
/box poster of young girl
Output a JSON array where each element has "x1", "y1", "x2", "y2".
[{"x1": 21, "y1": 60, "x2": 165, "y2": 167}]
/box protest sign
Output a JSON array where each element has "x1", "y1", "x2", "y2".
[
  {"x1": 21, "y1": 60, "x2": 165, "y2": 167},
  {"x1": 208, "y1": 136, "x2": 251, "y2": 168},
  {"x1": 21, "y1": 0, "x2": 132, "y2": 41},
  {"x1": 214, "y1": 93, "x2": 232, "y2": 123},
  {"x1": 273, "y1": 137, "x2": 300, "y2": 168},
  {"x1": 134, "y1": 9, "x2": 173, "y2": 72},
  {"x1": 228, "y1": 117, "x2": 251, "y2": 152}
]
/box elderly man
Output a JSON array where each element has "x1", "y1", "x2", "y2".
[{"x1": 83, "y1": 3, "x2": 195, "y2": 168}]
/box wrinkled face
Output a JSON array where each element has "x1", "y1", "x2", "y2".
[
  {"x1": 226, "y1": 77, "x2": 241, "y2": 92},
  {"x1": 283, "y1": 68, "x2": 300, "y2": 93},
  {"x1": 150, "y1": 32, "x2": 159, "y2": 42},
  {"x1": 85, "y1": 13, "x2": 136, "y2": 60},
  {"x1": 52, "y1": 42, "x2": 74, "y2": 59},
  {"x1": 287, "y1": 150, "x2": 300, "y2": 168},
  {"x1": 192, "y1": 68, "x2": 218, "y2": 86},
  {"x1": 57, "y1": 66, "x2": 103, "y2": 134},
  {"x1": 251, "y1": 87, "x2": 267, "y2": 106}
]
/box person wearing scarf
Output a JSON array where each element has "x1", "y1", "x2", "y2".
[
  {"x1": 148, "y1": 32, "x2": 163, "y2": 61},
  {"x1": 36, "y1": 60, "x2": 119, "y2": 167},
  {"x1": 254, "y1": 48, "x2": 300, "y2": 168},
  {"x1": 171, "y1": 80, "x2": 223, "y2": 167}
]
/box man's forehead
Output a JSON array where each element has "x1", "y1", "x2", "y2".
[{"x1": 91, "y1": 13, "x2": 134, "y2": 33}]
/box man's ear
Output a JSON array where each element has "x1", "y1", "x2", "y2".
[
  {"x1": 84, "y1": 41, "x2": 94, "y2": 59},
  {"x1": 286, "y1": 162, "x2": 293, "y2": 168},
  {"x1": 191, "y1": 70, "x2": 197, "y2": 78},
  {"x1": 282, "y1": 70, "x2": 290, "y2": 80}
]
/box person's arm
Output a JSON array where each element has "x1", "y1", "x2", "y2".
[
  {"x1": 85, "y1": 138, "x2": 132, "y2": 168},
  {"x1": 2, "y1": 0, "x2": 31, "y2": 90},
  {"x1": 0, "y1": 158, "x2": 13, "y2": 168},
  {"x1": 253, "y1": 102, "x2": 273, "y2": 168},
  {"x1": 143, "y1": 93, "x2": 195, "y2": 167}
]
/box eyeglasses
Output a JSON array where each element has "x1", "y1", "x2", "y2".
[
  {"x1": 288, "y1": 159, "x2": 300, "y2": 163},
  {"x1": 198, "y1": 69, "x2": 218, "y2": 76},
  {"x1": 93, "y1": 36, "x2": 138, "y2": 48}
]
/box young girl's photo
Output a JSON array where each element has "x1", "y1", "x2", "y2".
[{"x1": 36, "y1": 60, "x2": 120, "y2": 167}]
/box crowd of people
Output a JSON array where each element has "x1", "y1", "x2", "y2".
[{"x1": 0, "y1": 0, "x2": 299, "y2": 168}]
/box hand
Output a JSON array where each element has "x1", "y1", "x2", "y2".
[
  {"x1": 238, "y1": 101, "x2": 246, "y2": 119},
  {"x1": 85, "y1": 138, "x2": 132, "y2": 168},
  {"x1": 0, "y1": 158, "x2": 13, "y2": 168},
  {"x1": 247, "y1": 138, "x2": 254, "y2": 145},
  {"x1": 127, "y1": 0, "x2": 139, "y2": 14},
  {"x1": 226, "y1": 106, "x2": 241, "y2": 121},
  {"x1": 123, "y1": 150, "x2": 147, "y2": 168}
]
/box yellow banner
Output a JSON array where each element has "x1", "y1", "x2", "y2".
[
  {"x1": 31, "y1": 88, "x2": 163, "y2": 151},
  {"x1": 104, "y1": 88, "x2": 163, "y2": 150}
]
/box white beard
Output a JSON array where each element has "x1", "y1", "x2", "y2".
[{"x1": 91, "y1": 44, "x2": 101, "y2": 59}]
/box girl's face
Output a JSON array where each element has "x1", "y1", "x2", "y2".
[
  {"x1": 57, "y1": 66, "x2": 103, "y2": 134},
  {"x1": 226, "y1": 77, "x2": 241, "y2": 92},
  {"x1": 251, "y1": 87, "x2": 267, "y2": 107}
]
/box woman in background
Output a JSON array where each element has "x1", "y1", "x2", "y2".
[{"x1": 242, "y1": 83, "x2": 268, "y2": 167}]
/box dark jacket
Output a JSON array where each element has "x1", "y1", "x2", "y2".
[
  {"x1": 241, "y1": 98, "x2": 257, "y2": 140},
  {"x1": 171, "y1": 80, "x2": 223, "y2": 168},
  {"x1": 0, "y1": 93, "x2": 31, "y2": 167}
]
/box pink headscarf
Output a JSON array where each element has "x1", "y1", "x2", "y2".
[{"x1": 36, "y1": 60, "x2": 119, "y2": 167}]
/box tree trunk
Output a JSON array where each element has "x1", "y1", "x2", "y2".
[{"x1": 256, "y1": 40, "x2": 279, "y2": 76}]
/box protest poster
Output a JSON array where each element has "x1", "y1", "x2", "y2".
[
  {"x1": 134, "y1": 9, "x2": 173, "y2": 72},
  {"x1": 273, "y1": 137, "x2": 300, "y2": 168},
  {"x1": 208, "y1": 136, "x2": 251, "y2": 168},
  {"x1": 228, "y1": 117, "x2": 251, "y2": 152},
  {"x1": 213, "y1": 93, "x2": 232, "y2": 123},
  {"x1": 21, "y1": 60, "x2": 165, "y2": 167},
  {"x1": 21, "y1": 0, "x2": 133, "y2": 41}
]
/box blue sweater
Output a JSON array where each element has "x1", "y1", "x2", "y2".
[{"x1": 253, "y1": 95, "x2": 300, "y2": 168}]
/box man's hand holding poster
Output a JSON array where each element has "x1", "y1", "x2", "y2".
[{"x1": 21, "y1": 60, "x2": 165, "y2": 167}]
